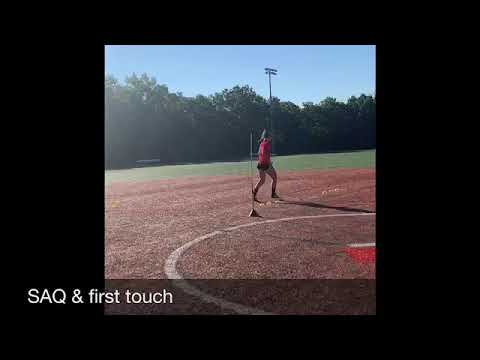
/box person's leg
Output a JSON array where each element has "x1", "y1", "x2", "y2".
[
  {"x1": 266, "y1": 166, "x2": 278, "y2": 197},
  {"x1": 253, "y1": 170, "x2": 266, "y2": 200}
]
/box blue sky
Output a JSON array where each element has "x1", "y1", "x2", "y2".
[{"x1": 105, "y1": 45, "x2": 375, "y2": 105}]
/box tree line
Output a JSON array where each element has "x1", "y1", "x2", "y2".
[{"x1": 105, "y1": 73, "x2": 375, "y2": 169}]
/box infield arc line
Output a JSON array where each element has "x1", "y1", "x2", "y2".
[{"x1": 164, "y1": 212, "x2": 376, "y2": 315}]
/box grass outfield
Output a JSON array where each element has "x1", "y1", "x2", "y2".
[{"x1": 105, "y1": 149, "x2": 375, "y2": 185}]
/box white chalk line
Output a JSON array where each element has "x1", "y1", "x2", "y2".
[
  {"x1": 164, "y1": 212, "x2": 376, "y2": 315},
  {"x1": 347, "y1": 242, "x2": 376, "y2": 248}
]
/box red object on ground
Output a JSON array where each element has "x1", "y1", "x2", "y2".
[{"x1": 345, "y1": 247, "x2": 376, "y2": 264}]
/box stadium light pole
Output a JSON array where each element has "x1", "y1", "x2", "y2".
[{"x1": 265, "y1": 67, "x2": 277, "y2": 154}]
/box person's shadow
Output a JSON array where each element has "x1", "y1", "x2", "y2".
[{"x1": 276, "y1": 198, "x2": 374, "y2": 214}]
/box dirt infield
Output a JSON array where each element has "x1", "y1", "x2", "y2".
[
  {"x1": 177, "y1": 215, "x2": 375, "y2": 279},
  {"x1": 106, "y1": 168, "x2": 375, "y2": 279},
  {"x1": 105, "y1": 168, "x2": 375, "y2": 314}
]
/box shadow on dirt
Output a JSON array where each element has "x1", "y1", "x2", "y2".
[{"x1": 277, "y1": 198, "x2": 374, "y2": 214}]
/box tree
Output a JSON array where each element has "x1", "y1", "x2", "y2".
[{"x1": 105, "y1": 72, "x2": 376, "y2": 169}]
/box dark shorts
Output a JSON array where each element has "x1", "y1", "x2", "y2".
[{"x1": 257, "y1": 163, "x2": 273, "y2": 171}]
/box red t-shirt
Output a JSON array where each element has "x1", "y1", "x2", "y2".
[{"x1": 258, "y1": 139, "x2": 271, "y2": 165}]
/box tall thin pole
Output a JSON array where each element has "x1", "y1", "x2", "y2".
[
  {"x1": 270, "y1": 73, "x2": 274, "y2": 155},
  {"x1": 250, "y1": 131, "x2": 254, "y2": 210},
  {"x1": 268, "y1": 72, "x2": 272, "y2": 103},
  {"x1": 269, "y1": 72, "x2": 273, "y2": 148},
  {"x1": 265, "y1": 67, "x2": 277, "y2": 155},
  {"x1": 248, "y1": 131, "x2": 259, "y2": 217}
]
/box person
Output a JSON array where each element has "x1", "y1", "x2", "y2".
[{"x1": 253, "y1": 129, "x2": 279, "y2": 201}]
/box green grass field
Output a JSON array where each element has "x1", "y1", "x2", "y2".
[{"x1": 105, "y1": 149, "x2": 375, "y2": 185}]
